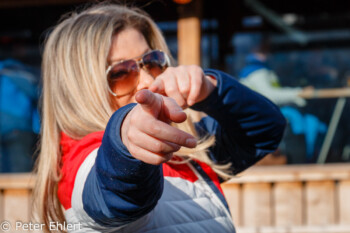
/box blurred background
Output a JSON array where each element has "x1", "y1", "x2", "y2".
[
  {"x1": 2, "y1": 0, "x2": 350, "y2": 171},
  {"x1": 0, "y1": 0, "x2": 350, "y2": 232}
]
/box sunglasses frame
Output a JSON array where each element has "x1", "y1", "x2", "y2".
[{"x1": 106, "y1": 50, "x2": 170, "y2": 97}]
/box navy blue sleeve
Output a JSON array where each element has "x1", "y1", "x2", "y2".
[
  {"x1": 82, "y1": 104, "x2": 163, "y2": 227},
  {"x1": 191, "y1": 69, "x2": 286, "y2": 175}
]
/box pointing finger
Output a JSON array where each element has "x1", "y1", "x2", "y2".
[{"x1": 135, "y1": 89, "x2": 161, "y2": 117}]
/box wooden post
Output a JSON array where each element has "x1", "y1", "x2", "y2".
[
  {"x1": 221, "y1": 183, "x2": 242, "y2": 226},
  {"x1": 0, "y1": 190, "x2": 3, "y2": 221},
  {"x1": 177, "y1": 0, "x2": 202, "y2": 65},
  {"x1": 338, "y1": 180, "x2": 350, "y2": 224},
  {"x1": 3, "y1": 189, "x2": 31, "y2": 232},
  {"x1": 274, "y1": 182, "x2": 303, "y2": 226},
  {"x1": 242, "y1": 183, "x2": 272, "y2": 226},
  {"x1": 305, "y1": 181, "x2": 336, "y2": 225}
]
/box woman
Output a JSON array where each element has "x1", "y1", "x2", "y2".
[{"x1": 34, "y1": 3, "x2": 285, "y2": 233}]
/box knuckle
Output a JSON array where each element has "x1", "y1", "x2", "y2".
[
  {"x1": 179, "y1": 85, "x2": 190, "y2": 95},
  {"x1": 164, "y1": 153, "x2": 173, "y2": 161},
  {"x1": 149, "y1": 121, "x2": 161, "y2": 134},
  {"x1": 178, "y1": 65, "x2": 187, "y2": 72},
  {"x1": 175, "y1": 97, "x2": 186, "y2": 107},
  {"x1": 192, "y1": 65, "x2": 202, "y2": 72},
  {"x1": 126, "y1": 130, "x2": 135, "y2": 141},
  {"x1": 172, "y1": 134, "x2": 182, "y2": 145},
  {"x1": 153, "y1": 141, "x2": 163, "y2": 152},
  {"x1": 155, "y1": 157, "x2": 164, "y2": 165},
  {"x1": 169, "y1": 144, "x2": 181, "y2": 153},
  {"x1": 179, "y1": 100, "x2": 187, "y2": 108},
  {"x1": 151, "y1": 156, "x2": 166, "y2": 165},
  {"x1": 128, "y1": 146, "x2": 137, "y2": 156},
  {"x1": 193, "y1": 66, "x2": 204, "y2": 77},
  {"x1": 129, "y1": 113, "x2": 139, "y2": 125},
  {"x1": 166, "y1": 86, "x2": 177, "y2": 94},
  {"x1": 165, "y1": 66, "x2": 175, "y2": 73}
]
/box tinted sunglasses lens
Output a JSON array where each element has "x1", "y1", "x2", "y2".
[
  {"x1": 107, "y1": 60, "x2": 139, "y2": 96},
  {"x1": 143, "y1": 51, "x2": 167, "y2": 77}
]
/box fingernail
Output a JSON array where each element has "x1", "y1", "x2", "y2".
[
  {"x1": 174, "y1": 108, "x2": 184, "y2": 113},
  {"x1": 186, "y1": 138, "x2": 197, "y2": 148},
  {"x1": 188, "y1": 100, "x2": 194, "y2": 106}
]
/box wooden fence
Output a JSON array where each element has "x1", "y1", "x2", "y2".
[
  {"x1": 0, "y1": 173, "x2": 35, "y2": 232},
  {"x1": 0, "y1": 164, "x2": 349, "y2": 232},
  {"x1": 222, "y1": 163, "x2": 350, "y2": 233}
]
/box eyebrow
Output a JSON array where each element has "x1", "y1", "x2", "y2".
[{"x1": 109, "y1": 48, "x2": 151, "y2": 65}]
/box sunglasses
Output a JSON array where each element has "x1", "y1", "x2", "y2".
[{"x1": 106, "y1": 50, "x2": 169, "y2": 97}]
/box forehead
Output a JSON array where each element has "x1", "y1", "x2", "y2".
[{"x1": 108, "y1": 28, "x2": 150, "y2": 64}]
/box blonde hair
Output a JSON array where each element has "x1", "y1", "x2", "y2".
[{"x1": 33, "y1": 3, "x2": 231, "y2": 232}]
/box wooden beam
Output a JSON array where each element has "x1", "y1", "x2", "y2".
[
  {"x1": 0, "y1": 173, "x2": 35, "y2": 189},
  {"x1": 177, "y1": 0, "x2": 202, "y2": 65},
  {"x1": 299, "y1": 88, "x2": 350, "y2": 99},
  {"x1": 224, "y1": 164, "x2": 350, "y2": 183}
]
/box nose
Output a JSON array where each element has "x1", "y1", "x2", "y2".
[{"x1": 136, "y1": 68, "x2": 154, "y2": 91}]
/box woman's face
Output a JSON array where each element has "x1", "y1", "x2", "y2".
[{"x1": 107, "y1": 27, "x2": 154, "y2": 109}]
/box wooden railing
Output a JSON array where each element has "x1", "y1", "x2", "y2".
[
  {"x1": 0, "y1": 164, "x2": 349, "y2": 232},
  {"x1": 0, "y1": 173, "x2": 35, "y2": 232},
  {"x1": 222, "y1": 163, "x2": 350, "y2": 233}
]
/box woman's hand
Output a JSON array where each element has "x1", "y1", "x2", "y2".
[
  {"x1": 121, "y1": 90, "x2": 197, "y2": 165},
  {"x1": 149, "y1": 65, "x2": 217, "y2": 108}
]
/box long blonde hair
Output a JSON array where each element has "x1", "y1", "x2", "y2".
[{"x1": 33, "y1": 3, "x2": 231, "y2": 232}]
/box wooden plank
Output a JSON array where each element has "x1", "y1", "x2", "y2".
[
  {"x1": 3, "y1": 189, "x2": 30, "y2": 232},
  {"x1": 0, "y1": 190, "x2": 3, "y2": 221},
  {"x1": 274, "y1": 182, "x2": 303, "y2": 226},
  {"x1": 0, "y1": 173, "x2": 35, "y2": 189},
  {"x1": 299, "y1": 88, "x2": 350, "y2": 99},
  {"x1": 225, "y1": 164, "x2": 350, "y2": 184},
  {"x1": 339, "y1": 180, "x2": 350, "y2": 224},
  {"x1": 221, "y1": 183, "x2": 242, "y2": 226},
  {"x1": 305, "y1": 181, "x2": 336, "y2": 225},
  {"x1": 242, "y1": 183, "x2": 272, "y2": 226}
]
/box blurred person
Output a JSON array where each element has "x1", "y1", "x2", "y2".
[
  {"x1": 239, "y1": 51, "x2": 313, "y2": 107},
  {"x1": 239, "y1": 40, "x2": 326, "y2": 163},
  {"x1": 0, "y1": 59, "x2": 40, "y2": 172},
  {"x1": 33, "y1": 3, "x2": 285, "y2": 233}
]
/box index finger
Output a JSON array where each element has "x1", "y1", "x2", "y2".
[
  {"x1": 141, "y1": 119, "x2": 197, "y2": 148},
  {"x1": 135, "y1": 89, "x2": 161, "y2": 117}
]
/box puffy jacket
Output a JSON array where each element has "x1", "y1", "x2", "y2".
[{"x1": 58, "y1": 69, "x2": 286, "y2": 232}]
